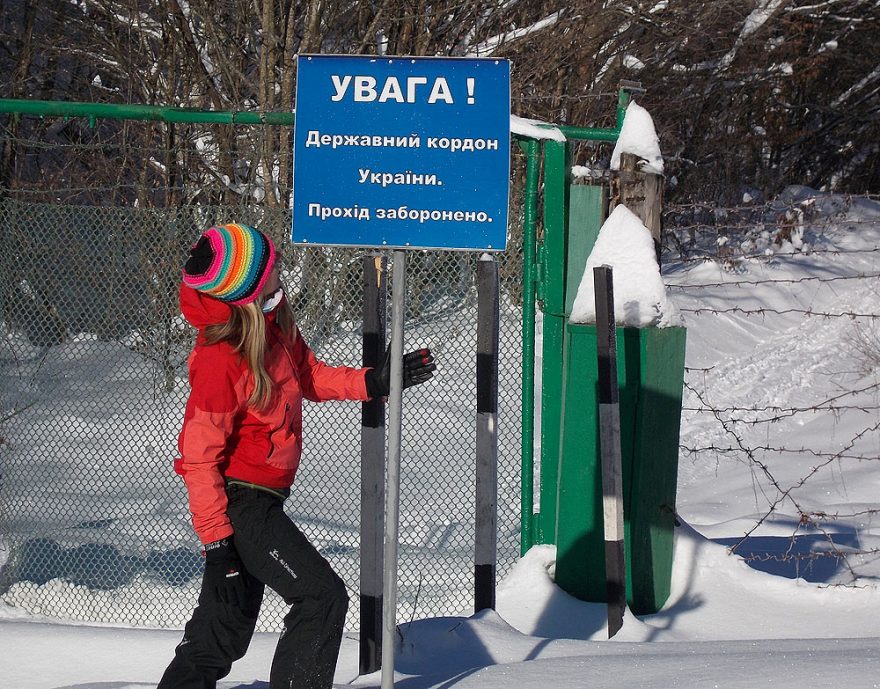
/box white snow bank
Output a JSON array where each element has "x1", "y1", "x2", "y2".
[
  {"x1": 390, "y1": 633, "x2": 880, "y2": 689},
  {"x1": 610, "y1": 100, "x2": 664, "y2": 174},
  {"x1": 510, "y1": 114, "x2": 566, "y2": 142},
  {"x1": 4, "y1": 515, "x2": 880, "y2": 689},
  {"x1": 648, "y1": 522, "x2": 880, "y2": 640},
  {"x1": 6, "y1": 608, "x2": 880, "y2": 689},
  {"x1": 569, "y1": 205, "x2": 679, "y2": 327},
  {"x1": 495, "y1": 545, "x2": 659, "y2": 641},
  {"x1": 494, "y1": 525, "x2": 880, "y2": 644}
]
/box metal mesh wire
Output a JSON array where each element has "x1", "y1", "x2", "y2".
[{"x1": 0, "y1": 165, "x2": 527, "y2": 631}]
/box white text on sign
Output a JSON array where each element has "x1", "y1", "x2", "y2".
[
  {"x1": 304, "y1": 131, "x2": 499, "y2": 152},
  {"x1": 330, "y1": 75, "x2": 477, "y2": 105}
]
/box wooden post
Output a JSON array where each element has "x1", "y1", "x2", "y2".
[
  {"x1": 475, "y1": 255, "x2": 499, "y2": 612},
  {"x1": 613, "y1": 151, "x2": 664, "y2": 263},
  {"x1": 360, "y1": 255, "x2": 386, "y2": 675},
  {"x1": 593, "y1": 265, "x2": 627, "y2": 639}
]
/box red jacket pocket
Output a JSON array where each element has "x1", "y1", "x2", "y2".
[{"x1": 263, "y1": 401, "x2": 302, "y2": 472}]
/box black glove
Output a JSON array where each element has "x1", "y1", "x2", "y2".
[
  {"x1": 203, "y1": 538, "x2": 248, "y2": 608},
  {"x1": 365, "y1": 346, "x2": 436, "y2": 399}
]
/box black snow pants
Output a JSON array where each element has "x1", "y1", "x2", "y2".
[{"x1": 157, "y1": 482, "x2": 349, "y2": 689}]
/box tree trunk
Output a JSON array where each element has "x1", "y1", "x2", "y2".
[
  {"x1": 1, "y1": 0, "x2": 36, "y2": 191},
  {"x1": 279, "y1": 5, "x2": 299, "y2": 199},
  {"x1": 302, "y1": 0, "x2": 323, "y2": 53}
]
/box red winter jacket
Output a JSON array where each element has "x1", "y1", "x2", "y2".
[{"x1": 175, "y1": 284, "x2": 370, "y2": 544}]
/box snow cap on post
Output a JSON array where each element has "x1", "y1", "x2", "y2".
[
  {"x1": 610, "y1": 101, "x2": 664, "y2": 175},
  {"x1": 569, "y1": 205, "x2": 678, "y2": 328}
]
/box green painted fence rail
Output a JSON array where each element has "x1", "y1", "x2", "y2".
[{"x1": 0, "y1": 98, "x2": 295, "y2": 126}]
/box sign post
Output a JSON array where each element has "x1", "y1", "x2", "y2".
[
  {"x1": 292, "y1": 54, "x2": 510, "y2": 687},
  {"x1": 381, "y1": 250, "x2": 406, "y2": 689}
]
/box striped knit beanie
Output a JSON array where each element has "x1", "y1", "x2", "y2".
[{"x1": 182, "y1": 224, "x2": 277, "y2": 305}]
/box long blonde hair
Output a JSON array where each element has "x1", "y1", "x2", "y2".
[{"x1": 203, "y1": 299, "x2": 296, "y2": 410}]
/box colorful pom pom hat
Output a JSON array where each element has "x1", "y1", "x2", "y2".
[{"x1": 182, "y1": 223, "x2": 277, "y2": 305}]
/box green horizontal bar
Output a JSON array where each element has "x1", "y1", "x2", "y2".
[
  {"x1": 2, "y1": 99, "x2": 618, "y2": 143},
  {"x1": 557, "y1": 125, "x2": 619, "y2": 142},
  {"x1": 514, "y1": 126, "x2": 619, "y2": 144},
  {"x1": 0, "y1": 98, "x2": 294, "y2": 126}
]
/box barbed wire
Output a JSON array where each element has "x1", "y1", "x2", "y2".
[
  {"x1": 806, "y1": 508, "x2": 880, "y2": 521},
  {"x1": 686, "y1": 380, "x2": 880, "y2": 409},
  {"x1": 667, "y1": 249, "x2": 880, "y2": 265},
  {"x1": 663, "y1": 216, "x2": 880, "y2": 226},
  {"x1": 683, "y1": 406, "x2": 880, "y2": 423},
  {"x1": 678, "y1": 306, "x2": 879, "y2": 319},
  {"x1": 682, "y1": 348, "x2": 880, "y2": 583},
  {"x1": 666, "y1": 196, "x2": 880, "y2": 209},
  {"x1": 667, "y1": 273, "x2": 880, "y2": 289},
  {"x1": 680, "y1": 445, "x2": 878, "y2": 462},
  {"x1": 677, "y1": 205, "x2": 880, "y2": 561},
  {"x1": 684, "y1": 380, "x2": 878, "y2": 576},
  {"x1": 682, "y1": 380, "x2": 880, "y2": 424}
]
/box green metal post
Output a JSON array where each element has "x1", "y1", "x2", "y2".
[
  {"x1": 617, "y1": 89, "x2": 631, "y2": 129},
  {"x1": 624, "y1": 327, "x2": 687, "y2": 613},
  {"x1": 535, "y1": 124, "x2": 619, "y2": 142},
  {"x1": 565, "y1": 185, "x2": 607, "y2": 316},
  {"x1": 556, "y1": 324, "x2": 686, "y2": 613},
  {"x1": 537, "y1": 139, "x2": 571, "y2": 546},
  {"x1": 519, "y1": 138, "x2": 540, "y2": 555}
]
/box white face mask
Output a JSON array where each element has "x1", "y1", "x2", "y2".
[{"x1": 261, "y1": 287, "x2": 284, "y2": 313}]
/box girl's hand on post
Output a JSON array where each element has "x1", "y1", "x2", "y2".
[{"x1": 365, "y1": 347, "x2": 437, "y2": 399}]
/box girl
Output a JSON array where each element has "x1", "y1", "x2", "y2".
[{"x1": 158, "y1": 223, "x2": 435, "y2": 689}]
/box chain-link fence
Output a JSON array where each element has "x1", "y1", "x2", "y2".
[
  {"x1": 0, "y1": 198, "x2": 527, "y2": 631},
  {"x1": 5, "y1": 104, "x2": 875, "y2": 635}
]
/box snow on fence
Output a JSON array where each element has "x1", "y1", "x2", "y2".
[{"x1": 664, "y1": 191, "x2": 880, "y2": 584}]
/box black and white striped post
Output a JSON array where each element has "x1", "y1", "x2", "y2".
[
  {"x1": 360, "y1": 255, "x2": 386, "y2": 674},
  {"x1": 593, "y1": 265, "x2": 627, "y2": 638},
  {"x1": 475, "y1": 255, "x2": 499, "y2": 612}
]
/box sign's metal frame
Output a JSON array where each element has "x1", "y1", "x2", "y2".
[{"x1": 292, "y1": 54, "x2": 511, "y2": 252}]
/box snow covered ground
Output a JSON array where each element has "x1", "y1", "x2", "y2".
[
  {"x1": 3, "y1": 530, "x2": 880, "y2": 688},
  {"x1": 2, "y1": 188, "x2": 879, "y2": 688}
]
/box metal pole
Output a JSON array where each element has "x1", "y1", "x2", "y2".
[
  {"x1": 360, "y1": 255, "x2": 386, "y2": 675},
  {"x1": 381, "y1": 250, "x2": 406, "y2": 689},
  {"x1": 593, "y1": 265, "x2": 627, "y2": 638},
  {"x1": 520, "y1": 138, "x2": 540, "y2": 555},
  {"x1": 3, "y1": 97, "x2": 624, "y2": 140},
  {"x1": 616, "y1": 88, "x2": 632, "y2": 130},
  {"x1": 475, "y1": 255, "x2": 499, "y2": 612},
  {"x1": 555, "y1": 125, "x2": 619, "y2": 141},
  {"x1": 0, "y1": 97, "x2": 295, "y2": 125}
]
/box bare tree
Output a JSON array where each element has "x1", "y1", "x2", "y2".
[{"x1": 1, "y1": 0, "x2": 878, "y2": 204}]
